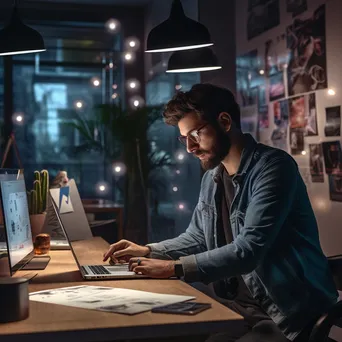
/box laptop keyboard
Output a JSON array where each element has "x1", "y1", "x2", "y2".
[{"x1": 88, "y1": 265, "x2": 110, "y2": 275}]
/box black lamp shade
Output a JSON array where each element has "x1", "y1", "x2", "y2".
[
  {"x1": 146, "y1": 0, "x2": 212, "y2": 53},
  {"x1": 0, "y1": 7, "x2": 45, "y2": 56},
  {"x1": 167, "y1": 47, "x2": 222, "y2": 73}
]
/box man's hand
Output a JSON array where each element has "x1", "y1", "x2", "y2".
[
  {"x1": 129, "y1": 257, "x2": 176, "y2": 278},
  {"x1": 103, "y1": 239, "x2": 150, "y2": 263}
]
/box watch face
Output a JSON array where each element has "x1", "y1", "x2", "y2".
[{"x1": 175, "y1": 263, "x2": 184, "y2": 277}]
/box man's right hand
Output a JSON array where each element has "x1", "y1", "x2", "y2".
[{"x1": 103, "y1": 239, "x2": 150, "y2": 263}]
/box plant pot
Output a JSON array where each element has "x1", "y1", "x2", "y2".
[{"x1": 29, "y1": 213, "x2": 47, "y2": 241}]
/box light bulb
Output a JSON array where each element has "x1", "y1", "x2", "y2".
[
  {"x1": 259, "y1": 69, "x2": 265, "y2": 75},
  {"x1": 125, "y1": 53, "x2": 132, "y2": 61},
  {"x1": 301, "y1": 150, "x2": 307, "y2": 156},
  {"x1": 130, "y1": 82, "x2": 136, "y2": 89},
  {"x1": 112, "y1": 84, "x2": 118, "y2": 89},
  {"x1": 92, "y1": 78, "x2": 101, "y2": 87},
  {"x1": 133, "y1": 100, "x2": 139, "y2": 107},
  {"x1": 173, "y1": 187, "x2": 178, "y2": 192},
  {"x1": 328, "y1": 89, "x2": 336, "y2": 96},
  {"x1": 75, "y1": 101, "x2": 83, "y2": 109},
  {"x1": 178, "y1": 204, "x2": 185, "y2": 210},
  {"x1": 109, "y1": 62, "x2": 114, "y2": 68},
  {"x1": 115, "y1": 166, "x2": 121, "y2": 173},
  {"x1": 177, "y1": 153, "x2": 185, "y2": 161},
  {"x1": 112, "y1": 93, "x2": 118, "y2": 99},
  {"x1": 99, "y1": 185, "x2": 106, "y2": 192},
  {"x1": 16, "y1": 115, "x2": 23, "y2": 122},
  {"x1": 176, "y1": 170, "x2": 181, "y2": 175},
  {"x1": 129, "y1": 41, "x2": 136, "y2": 48},
  {"x1": 175, "y1": 84, "x2": 182, "y2": 90}
]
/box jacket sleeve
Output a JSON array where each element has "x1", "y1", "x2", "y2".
[{"x1": 179, "y1": 155, "x2": 299, "y2": 283}]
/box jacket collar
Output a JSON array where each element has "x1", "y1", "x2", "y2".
[{"x1": 212, "y1": 134, "x2": 258, "y2": 183}]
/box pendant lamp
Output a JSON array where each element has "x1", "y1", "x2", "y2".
[
  {"x1": 166, "y1": 47, "x2": 222, "y2": 73},
  {"x1": 146, "y1": 0, "x2": 213, "y2": 53},
  {"x1": 0, "y1": 2, "x2": 46, "y2": 56}
]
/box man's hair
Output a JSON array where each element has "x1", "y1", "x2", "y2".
[{"x1": 163, "y1": 83, "x2": 241, "y2": 129}]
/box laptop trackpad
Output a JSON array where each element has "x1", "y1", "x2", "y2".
[{"x1": 22, "y1": 256, "x2": 51, "y2": 270}]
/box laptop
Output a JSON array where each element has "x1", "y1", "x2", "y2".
[
  {"x1": 0, "y1": 176, "x2": 50, "y2": 275},
  {"x1": 49, "y1": 181, "x2": 143, "y2": 280}
]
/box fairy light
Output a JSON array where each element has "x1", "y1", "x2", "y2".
[{"x1": 328, "y1": 89, "x2": 336, "y2": 96}]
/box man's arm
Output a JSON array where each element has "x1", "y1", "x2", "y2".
[{"x1": 179, "y1": 155, "x2": 299, "y2": 283}]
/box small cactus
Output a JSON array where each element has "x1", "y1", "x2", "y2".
[
  {"x1": 28, "y1": 169, "x2": 49, "y2": 215},
  {"x1": 40, "y1": 170, "x2": 49, "y2": 213}
]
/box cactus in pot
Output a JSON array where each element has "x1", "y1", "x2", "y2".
[{"x1": 28, "y1": 170, "x2": 49, "y2": 240}]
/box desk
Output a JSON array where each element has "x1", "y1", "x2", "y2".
[
  {"x1": 1, "y1": 238, "x2": 243, "y2": 342},
  {"x1": 82, "y1": 199, "x2": 124, "y2": 241}
]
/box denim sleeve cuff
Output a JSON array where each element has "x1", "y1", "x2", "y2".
[
  {"x1": 180, "y1": 255, "x2": 201, "y2": 283},
  {"x1": 145, "y1": 243, "x2": 172, "y2": 260}
]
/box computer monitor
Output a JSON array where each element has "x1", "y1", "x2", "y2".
[{"x1": 0, "y1": 178, "x2": 34, "y2": 274}]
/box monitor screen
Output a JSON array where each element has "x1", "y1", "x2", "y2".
[{"x1": 0, "y1": 179, "x2": 33, "y2": 272}]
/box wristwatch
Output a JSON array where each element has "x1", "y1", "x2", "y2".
[{"x1": 174, "y1": 260, "x2": 184, "y2": 278}]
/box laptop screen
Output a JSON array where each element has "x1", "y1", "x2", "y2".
[{"x1": 0, "y1": 179, "x2": 34, "y2": 273}]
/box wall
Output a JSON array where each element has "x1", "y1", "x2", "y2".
[
  {"x1": 198, "y1": 0, "x2": 236, "y2": 94},
  {"x1": 236, "y1": 0, "x2": 342, "y2": 257}
]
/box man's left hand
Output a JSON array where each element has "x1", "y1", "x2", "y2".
[{"x1": 129, "y1": 257, "x2": 176, "y2": 278}]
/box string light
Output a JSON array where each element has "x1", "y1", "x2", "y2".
[
  {"x1": 112, "y1": 93, "x2": 118, "y2": 99},
  {"x1": 124, "y1": 37, "x2": 140, "y2": 51},
  {"x1": 112, "y1": 84, "x2": 118, "y2": 89},
  {"x1": 91, "y1": 77, "x2": 101, "y2": 87},
  {"x1": 109, "y1": 62, "x2": 114, "y2": 69},
  {"x1": 16, "y1": 115, "x2": 23, "y2": 122},
  {"x1": 75, "y1": 100, "x2": 84, "y2": 109},
  {"x1": 176, "y1": 152, "x2": 185, "y2": 161},
  {"x1": 259, "y1": 69, "x2": 265, "y2": 75},
  {"x1": 126, "y1": 78, "x2": 140, "y2": 91},
  {"x1": 99, "y1": 185, "x2": 106, "y2": 192},
  {"x1": 175, "y1": 84, "x2": 182, "y2": 90},
  {"x1": 176, "y1": 170, "x2": 181, "y2": 175},
  {"x1": 112, "y1": 162, "x2": 126, "y2": 176},
  {"x1": 173, "y1": 186, "x2": 178, "y2": 192},
  {"x1": 13, "y1": 112, "x2": 24, "y2": 124},
  {"x1": 123, "y1": 52, "x2": 136, "y2": 63},
  {"x1": 96, "y1": 182, "x2": 109, "y2": 194},
  {"x1": 178, "y1": 203, "x2": 185, "y2": 210},
  {"x1": 301, "y1": 150, "x2": 307, "y2": 156},
  {"x1": 106, "y1": 19, "x2": 120, "y2": 33},
  {"x1": 328, "y1": 89, "x2": 336, "y2": 96},
  {"x1": 129, "y1": 95, "x2": 145, "y2": 109}
]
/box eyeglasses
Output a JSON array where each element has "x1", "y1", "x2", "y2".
[{"x1": 178, "y1": 123, "x2": 208, "y2": 146}]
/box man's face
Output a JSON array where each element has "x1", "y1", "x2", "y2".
[{"x1": 178, "y1": 112, "x2": 231, "y2": 170}]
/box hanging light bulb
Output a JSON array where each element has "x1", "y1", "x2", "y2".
[
  {"x1": 167, "y1": 47, "x2": 222, "y2": 73},
  {"x1": 106, "y1": 19, "x2": 120, "y2": 33},
  {"x1": 146, "y1": 0, "x2": 213, "y2": 53},
  {"x1": 0, "y1": 2, "x2": 45, "y2": 56},
  {"x1": 125, "y1": 36, "x2": 140, "y2": 51},
  {"x1": 126, "y1": 79, "x2": 140, "y2": 91}
]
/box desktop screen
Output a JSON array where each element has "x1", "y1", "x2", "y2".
[{"x1": 0, "y1": 179, "x2": 33, "y2": 268}]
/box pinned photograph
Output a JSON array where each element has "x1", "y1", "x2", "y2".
[
  {"x1": 328, "y1": 173, "x2": 342, "y2": 202},
  {"x1": 290, "y1": 128, "x2": 304, "y2": 155},
  {"x1": 286, "y1": 5, "x2": 327, "y2": 96},
  {"x1": 50, "y1": 186, "x2": 74, "y2": 214},
  {"x1": 324, "y1": 106, "x2": 341, "y2": 137},
  {"x1": 247, "y1": 0, "x2": 280, "y2": 40},
  {"x1": 264, "y1": 35, "x2": 286, "y2": 77},
  {"x1": 286, "y1": 0, "x2": 307, "y2": 17},
  {"x1": 309, "y1": 144, "x2": 324, "y2": 182},
  {"x1": 272, "y1": 99, "x2": 289, "y2": 152},
  {"x1": 322, "y1": 141, "x2": 342, "y2": 174},
  {"x1": 289, "y1": 96, "x2": 305, "y2": 129},
  {"x1": 305, "y1": 93, "x2": 318, "y2": 136},
  {"x1": 269, "y1": 72, "x2": 285, "y2": 101}
]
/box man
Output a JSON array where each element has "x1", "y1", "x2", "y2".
[{"x1": 103, "y1": 84, "x2": 337, "y2": 342}]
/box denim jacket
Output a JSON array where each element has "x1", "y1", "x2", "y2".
[{"x1": 148, "y1": 134, "x2": 338, "y2": 340}]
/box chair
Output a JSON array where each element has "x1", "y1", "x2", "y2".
[
  {"x1": 308, "y1": 301, "x2": 342, "y2": 342},
  {"x1": 308, "y1": 255, "x2": 342, "y2": 342}
]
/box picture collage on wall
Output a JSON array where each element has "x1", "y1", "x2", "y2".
[{"x1": 238, "y1": 2, "x2": 342, "y2": 201}]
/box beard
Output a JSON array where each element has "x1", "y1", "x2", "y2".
[{"x1": 199, "y1": 128, "x2": 231, "y2": 171}]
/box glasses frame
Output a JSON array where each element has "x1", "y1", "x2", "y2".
[{"x1": 178, "y1": 123, "x2": 209, "y2": 146}]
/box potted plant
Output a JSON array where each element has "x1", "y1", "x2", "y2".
[{"x1": 27, "y1": 170, "x2": 49, "y2": 241}]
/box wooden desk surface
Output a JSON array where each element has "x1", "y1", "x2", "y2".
[{"x1": 1, "y1": 238, "x2": 242, "y2": 342}]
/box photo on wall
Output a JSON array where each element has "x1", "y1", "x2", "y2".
[
  {"x1": 259, "y1": 110, "x2": 269, "y2": 130},
  {"x1": 264, "y1": 35, "x2": 286, "y2": 77},
  {"x1": 290, "y1": 127, "x2": 304, "y2": 155},
  {"x1": 269, "y1": 72, "x2": 285, "y2": 101},
  {"x1": 309, "y1": 144, "x2": 324, "y2": 183},
  {"x1": 305, "y1": 93, "x2": 318, "y2": 136},
  {"x1": 286, "y1": 4, "x2": 327, "y2": 96},
  {"x1": 272, "y1": 100, "x2": 289, "y2": 151},
  {"x1": 258, "y1": 84, "x2": 268, "y2": 113},
  {"x1": 322, "y1": 141, "x2": 342, "y2": 174},
  {"x1": 289, "y1": 95, "x2": 305, "y2": 129},
  {"x1": 328, "y1": 173, "x2": 342, "y2": 202},
  {"x1": 247, "y1": 0, "x2": 280, "y2": 40},
  {"x1": 324, "y1": 106, "x2": 341, "y2": 137},
  {"x1": 236, "y1": 50, "x2": 259, "y2": 107},
  {"x1": 286, "y1": 0, "x2": 307, "y2": 17}
]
